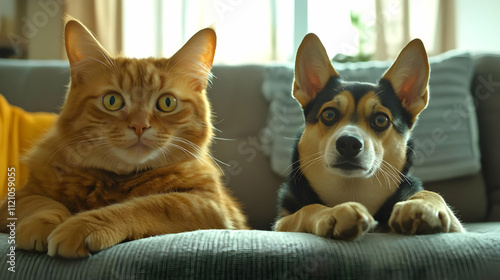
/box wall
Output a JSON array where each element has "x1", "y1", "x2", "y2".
[
  {"x1": 0, "y1": 0, "x2": 64, "y2": 59},
  {"x1": 0, "y1": 0, "x2": 16, "y2": 47},
  {"x1": 455, "y1": 0, "x2": 500, "y2": 52}
]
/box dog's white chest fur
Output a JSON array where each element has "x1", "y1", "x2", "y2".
[{"x1": 305, "y1": 167, "x2": 398, "y2": 215}]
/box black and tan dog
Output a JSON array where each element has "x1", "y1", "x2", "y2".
[{"x1": 274, "y1": 34, "x2": 464, "y2": 240}]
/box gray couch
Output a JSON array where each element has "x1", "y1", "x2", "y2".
[{"x1": 0, "y1": 54, "x2": 499, "y2": 279}]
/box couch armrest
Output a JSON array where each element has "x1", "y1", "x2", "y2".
[{"x1": 471, "y1": 54, "x2": 500, "y2": 221}]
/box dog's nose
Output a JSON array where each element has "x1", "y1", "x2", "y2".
[{"x1": 336, "y1": 135, "x2": 363, "y2": 158}]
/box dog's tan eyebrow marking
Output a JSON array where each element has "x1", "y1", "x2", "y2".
[
  {"x1": 337, "y1": 93, "x2": 351, "y2": 108},
  {"x1": 318, "y1": 94, "x2": 347, "y2": 116},
  {"x1": 334, "y1": 96, "x2": 343, "y2": 107},
  {"x1": 360, "y1": 93, "x2": 380, "y2": 114},
  {"x1": 362, "y1": 96, "x2": 394, "y2": 124}
]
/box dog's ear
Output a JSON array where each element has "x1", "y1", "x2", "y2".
[
  {"x1": 293, "y1": 33, "x2": 339, "y2": 108},
  {"x1": 382, "y1": 39, "x2": 430, "y2": 120}
]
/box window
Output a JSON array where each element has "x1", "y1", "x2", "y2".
[
  {"x1": 122, "y1": 0, "x2": 442, "y2": 63},
  {"x1": 123, "y1": 0, "x2": 282, "y2": 64}
]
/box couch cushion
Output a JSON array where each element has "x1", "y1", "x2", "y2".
[{"x1": 1, "y1": 227, "x2": 499, "y2": 279}]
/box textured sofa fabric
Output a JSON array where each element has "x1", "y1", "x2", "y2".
[
  {"x1": 1, "y1": 228, "x2": 500, "y2": 280},
  {"x1": 1, "y1": 57, "x2": 500, "y2": 279}
]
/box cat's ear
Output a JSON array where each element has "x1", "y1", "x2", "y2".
[
  {"x1": 293, "y1": 33, "x2": 339, "y2": 108},
  {"x1": 64, "y1": 16, "x2": 112, "y2": 67},
  {"x1": 382, "y1": 39, "x2": 430, "y2": 120},
  {"x1": 169, "y1": 28, "x2": 216, "y2": 92}
]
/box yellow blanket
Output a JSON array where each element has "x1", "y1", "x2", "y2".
[{"x1": 0, "y1": 94, "x2": 56, "y2": 198}]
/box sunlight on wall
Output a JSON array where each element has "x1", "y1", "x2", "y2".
[
  {"x1": 409, "y1": 0, "x2": 438, "y2": 53},
  {"x1": 122, "y1": 0, "x2": 158, "y2": 58},
  {"x1": 308, "y1": 1, "x2": 360, "y2": 57},
  {"x1": 455, "y1": 0, "x2": 500, "y2": 52}
]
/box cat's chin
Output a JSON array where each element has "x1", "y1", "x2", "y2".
[
  {"x1": 125, "y1": 143, "x2": 155, "y2": 159},
  {"x1": 76, "y1": 144, "x2": 165, "y2": 175},
  {"x1": 118, "y1": 144, "x2": 159, "y2": 165}
]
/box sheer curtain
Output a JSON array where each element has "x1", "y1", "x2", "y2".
[
  {"x1": 65, "y1": 0, "x2": 123, "y2": 57},
  {"x1": 3, "y1": 0, "x2": 455, "y2": 61},
  {"x1": 121, "y1": 0, "x2": 455, "y2": 63},
  {"x1": 122, "y1": 0, "x2": 287, "y2": 64},
  {"x1": 374, "y1": 0, "x2": 456, "y2": 60}
]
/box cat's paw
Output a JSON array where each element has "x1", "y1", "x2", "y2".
[
  {"x1": 389, "y1": 199, "x2": 450, "y2": 234},
  {"x1": 16, "y1": 214, "x2": 67, "y2": 252},
  {"x1": 312, "y1": 202, "x2": 376, "y2": 241},
  {"x1": 47, "y1": 214, "x2": 126, "y2": 258}
]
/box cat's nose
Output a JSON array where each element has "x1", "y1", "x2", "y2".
[{"x1": 128, "y1": 123, "x2": 150, "y2": 138}]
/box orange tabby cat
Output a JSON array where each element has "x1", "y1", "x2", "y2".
[{"x1": 0, "y1": 19, "x2": 248, "y2": 258}]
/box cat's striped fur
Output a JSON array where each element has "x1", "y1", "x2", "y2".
[{"x1": 0, "y1": 18, "x2": 248, "y2": 258}]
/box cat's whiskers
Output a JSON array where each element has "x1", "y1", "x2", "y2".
[
  {"x1": 170, "y1": 136, "x2": 227, "y2": 174},
  {"x1": 169, "y1": 143, "x2": 203, "y2": 165},
  {"x1": 46, "y1": 134, "x2": 96, "y2": 164},
  {"x1": 47, "y1": 134, "x2": 88, "y2": 153},
  {"x1": 76, "y1": 139, "x2": 108, "y2": 149},
  {"x1": 213, "y1": 137, "x2": 235, "y2": 141},
  {"x1": 153, "y1": 144, "x2": 169, "y2": 163},
  {"x1": 212, "y1": 125, "x2": 222, "y2": 134},
  {"x1": 199, "y1": 122, "x2": 230, "y2": 141},
  {"x1": 46, "y1": 128, "x2": 109, "y2": 161},
  {"x1": 199, "y1": 121, "x2": 224, "y2": 136}
]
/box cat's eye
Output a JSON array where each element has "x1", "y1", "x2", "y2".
[
  {"x1": 371, "y1": 113, "x2": 391, "y2": 131},
  {"x1": 157, "y1": 94, "x2": 178, "y2": 112},
  {"x1": 102, "y1": 92, "x2": 124, "y2": 111},
  {"x1": 321, "y1": 108, "x2": 339, "y2": 125}
]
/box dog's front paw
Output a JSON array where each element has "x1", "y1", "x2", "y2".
[
  {"x1": 312, "y1": 202, "x2": 376, "y2": 241},
  {"x1": 47, "y1": 213, "x2": 126, "y2": 258},
  {"x1": 16, "y1": 213, "x2": 67, "y2": 252},
  {"x1": 389, "y1": 199, "x2": 450, "y2": 234}
]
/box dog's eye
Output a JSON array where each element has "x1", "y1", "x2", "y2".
[
  {"x1": 371, "y1": 113, "x2": 391, "y2": 131},
  {"x1": 321, "y1": 109, "x2": 338, "y2": 125}
]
